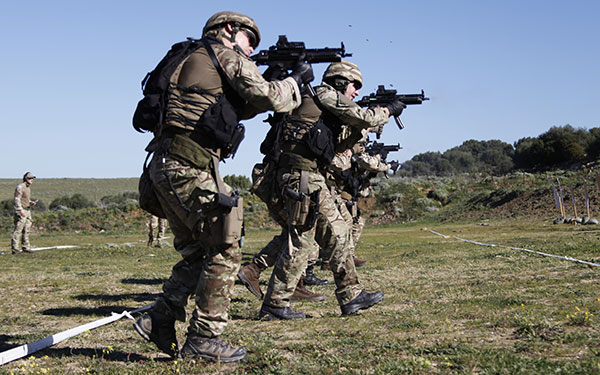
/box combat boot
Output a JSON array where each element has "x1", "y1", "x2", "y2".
[
  {"x1": 340, "y1": 290, "x2": 384, "y2": 315},
  {"x1": 259, "y1": 304, "x2": 307, "y2": 320},
  {"x1": 237, "y1": 262, "x2": 263, "y2": 299},
  {"x1": 22, "y1": 248, "x2": 34, "y2": 254},
  {"x1": 133, "y1": 311, "x2": 178, "y2": 358},
  {"x1": 180, "y1": 332, "x2": 246, "y2": 363},
  {"x1": 304, "y1": 265, "x2": 329, "y2": 285},
  {"x1": 291, "y1": 278, "x2": 325, "y2": 302},
  {"x1": 353, "y1": 256, "x2": 368, "y2": 267}
]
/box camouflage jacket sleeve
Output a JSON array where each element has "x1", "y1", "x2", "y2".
[
  {"x1": 317, "y1": 84, "x2": 388, "y2": 130},
  {"x1": 330, "y1": 151, "x2": 352, "y2": 172},
  {"x1": 215, "y1": 45, "x2": 301, "y2": 118},
  {"x1": 13, "y1": 183, "x2": 24, "y2": 211},
  {"x1": 355, "y1": 152, "x2": 390, "y2": 173}
]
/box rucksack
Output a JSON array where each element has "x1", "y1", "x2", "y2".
[{"x1": 132, "y1": 38, "x2": 203, "y2": 133}]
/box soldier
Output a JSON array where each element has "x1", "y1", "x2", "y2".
[
  {"x1": 132, "y1": 11, "x2": 312, "y2": 362},
  {"x1": 147, "y1": 215, "x2": 168, "y2": 247},
  {"x1": 11, "y1": 172, "x2": 37, "y2": 254},
  {"x1": 333, "y1": 129, "x2": 393, "y2": 266},
  {"x1": 257, "y1": 61, "x2": 405, "y2": 320}
]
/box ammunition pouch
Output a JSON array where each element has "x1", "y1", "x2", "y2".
[
  {"x1": 138, "y1": 153, "x2": 166, "y2": 218},
  {"x1": 306, "y1": 119, "x2": 335, "y2": 165},
  {"x1": 193, "y1": 94, "x2": 245, "y2": 159}
]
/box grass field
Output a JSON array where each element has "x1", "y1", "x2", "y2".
[
  {"x1": 1, "y1": 220, "x2": 600, "y2": 374},
  {"x1": 0, "y1": 178, "x2": 138, "y2": 205}
]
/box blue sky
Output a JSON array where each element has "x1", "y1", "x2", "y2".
[{"x1": 1, "y1": 0, "x2": 598, "y2": 178}]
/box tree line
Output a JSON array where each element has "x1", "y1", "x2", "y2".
[{"x1": 398, "y1": 125, "x2": 600, "y2": 177}]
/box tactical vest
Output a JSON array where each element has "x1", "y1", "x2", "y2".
[
  {"x1": 162, "y1": 40, "x2": 245, "y2": 162},
  {"x1": 279, "y1": 90, "x2": 339, "y2": 169}
]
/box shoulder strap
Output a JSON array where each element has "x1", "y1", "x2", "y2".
[{"x1": 201, "y1": 39, "x2": 228, "y2": 84}]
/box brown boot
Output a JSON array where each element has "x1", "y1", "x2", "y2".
[
  {"x1": 291, "y1": 278, "x2": 325, "y2": 302},
  {"x1": 237, "y1": 263, "x2": 263, "y2": 299},
  {"x1": 181, "y1": 332, "x2": 246, "y2": 363},
  {"x1": 353, "y1": 256, "x2": 368, "y2": 267}
]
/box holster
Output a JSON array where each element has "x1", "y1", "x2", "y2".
[{"x1": 285, "y1": 171, "x2": 320, "y2": 232}]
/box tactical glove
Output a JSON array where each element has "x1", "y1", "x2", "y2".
[
  {"x1": 262, "y1": 65, "x2": 285, "y2": 81},
  {"x1": 386, "y1": 99, "x2": 406, "y2": 117},
  {"x1": 289, "y1": 61, "x2": 314, "y2": 86}
]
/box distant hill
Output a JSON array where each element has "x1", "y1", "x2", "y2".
[{"x1": 0, "y1": 178, "x2": 138, "y2": 205}]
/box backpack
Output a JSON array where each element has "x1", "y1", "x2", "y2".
[{"x1": 132, "y1": 38, "x2": 203, "y2": 133}]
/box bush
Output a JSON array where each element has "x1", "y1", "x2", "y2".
[{"x1": 49, "y1": 194, "x2": 94, "y2": 211}]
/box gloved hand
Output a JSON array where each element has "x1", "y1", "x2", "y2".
[
  {"x1": 262, "y1": 65, "x2": 285, "y2": 81},
  {"x1": 289, "y1": 61, "x2": 314, "y2": 86},
  {"x1": 386, "y1": 99, "x2": 406, "y2": 117}
]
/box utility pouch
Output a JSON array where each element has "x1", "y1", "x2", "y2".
[
  {"x1": 138, "y1": 153, "x2": 166, "y2": 218},
  {"x1": 306, "y1": 119, "x2": 335, "y2": 165},
  {"x1": 168, "y1": 133, "x2": 211, "y2": 170},
  {"x1": 251, "y1": 162, "x2": 278, "y2": 205}
]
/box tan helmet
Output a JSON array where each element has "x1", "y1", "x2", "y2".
[
  {"x1": 203, "y1": 11, "x2": 261, "y2": 47},
  {"x1": 322, "y1": 60, "x2": 363, "y2": 89}
]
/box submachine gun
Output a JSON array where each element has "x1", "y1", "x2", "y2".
[
  {"x1": 356, "y1": 85, "x2": 429, "y2": 135},
  {"x1": 251, "y1": 35, "x2": 352, "y2": 95}
]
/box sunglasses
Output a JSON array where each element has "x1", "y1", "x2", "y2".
[{"x1": 241, "y1": 28, "x2": 257, "y2": 48}]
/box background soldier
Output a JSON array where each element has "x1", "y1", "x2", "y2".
[
  {"x1": 132, "y1": 11, "x2": 311, "y2": 363},
  {"x1": 258, "y1": 61, "x2": 405, "y2": 320},
  {"x1": 147, "y1": 215, "x2": 168, "y2": 247},
  {"x1": 11, "y1": 172, "x2": 37, "y2": 254}
]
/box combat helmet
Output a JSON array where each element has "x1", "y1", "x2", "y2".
[
  {"x1": 323, "y1": 60, "x2": 363, "y2": 90},
  {"x1": 203, "y1": 11, "x2": 261, "y2": 48}
]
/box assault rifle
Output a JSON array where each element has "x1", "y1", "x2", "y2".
[
  {"x1": 365, "y1": 141, "x2": 401, "y2": 174},
  {"x1": 356, "y1": 85, "x2": 429, "y2": 133},
  {"x1": 252, "y1": 35, "x2": 352, "y2": 95}
]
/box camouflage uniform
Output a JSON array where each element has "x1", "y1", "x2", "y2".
[
  {"x1": 147, "y1": 215, "x2": 168, "y2": 246},
  {"x1": 337, "y1": 135, "x2": 391, "y2": 254},
  {"x1": 11, "y1": 178, "x2": 35, "y2": 252},
  {"x1": 262, "y1": 83, "x2": 388, "y2": 309},
  {"x1": 147, "y1": 37, "x2": 300, "y2": 338}
]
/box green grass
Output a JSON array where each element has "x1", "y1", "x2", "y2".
[
  {"x1": 1, "y1": 219, "x2": 600, "y2": 374},
  {"x1": 0, "y1": 178, "x2": 138, "y2": 205}
]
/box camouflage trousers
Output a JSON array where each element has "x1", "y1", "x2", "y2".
[
  {"x1": 11, "y1": 210, "x2": 32, "y2": 251},
  {"x1": 351, "y1": 210, "x2": 365, "y2": 252},
  {"x1": 147, "y1": 215, "x2": 167, "y2": 245},
  {"x1": 149, "y1": 153, "x2": 240, "y2": 338},
  {"x1": 263, "y1": 169, "x2": 361, "y2": 308},
  {"x1": 251, "y1": 200, "x2": 319, "y2": 272}
]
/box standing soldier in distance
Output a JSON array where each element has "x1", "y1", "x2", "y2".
[
  {"x1": 258, "y1": 61, "x2": 405, "y2": 320},
  {"x1": 147, "y1": 215, "x2": 168, "y2": 247},
  {"x1": 132, "y1": 11, "x2": 312, "y2": 362},
  {"x1": 11, "y1": 172, "x2": 37, "y2": 254}
]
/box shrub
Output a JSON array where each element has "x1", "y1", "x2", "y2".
[{"x1": 50, "y1": 194, "x2": 94, "y2": 211}]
